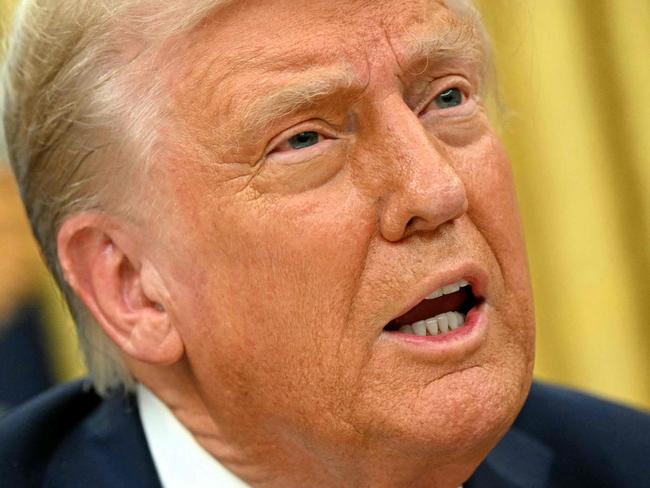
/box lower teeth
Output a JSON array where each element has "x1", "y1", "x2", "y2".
[{"x1": 398, "y1": 311, "x2": 466, "y2": 337}]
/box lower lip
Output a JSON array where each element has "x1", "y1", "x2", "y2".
[{"x1": 380, "y1": 302, "x2": 488, "y2": 358}]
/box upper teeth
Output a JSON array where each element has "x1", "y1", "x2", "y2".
[{"x1": 425, "y1": 279, "x2": 469, "y2": 300}]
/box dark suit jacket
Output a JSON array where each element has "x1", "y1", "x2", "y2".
[{"x1": 1, "y1": 380, "x2": 649, "y2": 487}]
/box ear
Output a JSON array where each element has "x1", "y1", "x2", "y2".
[{"x1": 57, "y1": 213, "x2": 184, "y2": 365}]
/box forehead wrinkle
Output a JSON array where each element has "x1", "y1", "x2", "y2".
[
  {"x1": 177, "y1": 12, "x2": 357, "y2": 119},
  {"x1": 175, "y1": 34, "x2": 361, "y2": 145},
  {"x1": 169, "y1": 46, "x2": 305, "y2": 156}
]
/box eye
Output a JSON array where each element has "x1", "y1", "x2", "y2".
[
  {"x1": 273, "y1": 131, "x2": 323, "y2": 153},
  {"x1": 433, "y1": 87, "x2": 465, "y2": 109}
]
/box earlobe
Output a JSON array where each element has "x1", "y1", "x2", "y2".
[{"x1": 57, "y1": 214, "x2": 184, "y2": 366}]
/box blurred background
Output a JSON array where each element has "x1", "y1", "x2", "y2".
[{"x1": 0, "y1": 0, "x2": 648, "y2": 415}]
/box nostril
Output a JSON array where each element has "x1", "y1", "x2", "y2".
[
  {"x1": 405, "y1": 216, "x2": 417, "y2": 231},
  {"x1": 403, "y1": 214, "x2": 456, "y2": 238}
]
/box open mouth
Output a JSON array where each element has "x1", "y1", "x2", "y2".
[{"x1": 383, "y1": 280, "x2": 484, "y2": 337}]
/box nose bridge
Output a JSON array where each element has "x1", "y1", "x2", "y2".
[{"x1": 373, "y1": 98, "x2": 468, "y2": 242}]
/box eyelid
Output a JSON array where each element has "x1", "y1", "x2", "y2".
[
  {"x1": 418, "y1": 75, "x2": 473, "y2": 115},
  {"x1": 266, "y1": 120, "x2": 337, "y2": 156}
]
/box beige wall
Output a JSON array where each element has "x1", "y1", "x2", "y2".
[{"x1": 477, "y1": 0, "x2": 650, "y2": 410}]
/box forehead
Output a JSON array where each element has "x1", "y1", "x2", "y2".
[
  {"x1": 167, "y1": 0, "x2": 472, "y2": 86},
  {"x1": 162, "y1": 0, "x2": 481, "y2": 151}
]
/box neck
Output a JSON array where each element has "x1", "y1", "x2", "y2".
[{"x1": 130, "y1": 360, "x2": 482, "y2": 487}]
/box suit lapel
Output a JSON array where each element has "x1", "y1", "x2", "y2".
[
  {"x1": 45, "y1": 387, "x2": 162, "y2": 488},
  {"x1": 465, "y1": 426, "x2": 555, "y2": 488}
]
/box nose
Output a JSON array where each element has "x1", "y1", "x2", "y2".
[{"x1": 376, "y1": 102, "x2": 468, "y2": 243}]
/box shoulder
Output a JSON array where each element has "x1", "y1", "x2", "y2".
[
  {"x1": 518, "y1": 381, "x2": 650, "y2": 446},
  {"x1": 0, "y1": 380, "x2": 100, "y2": 486},
  {"x1": 515, "y1": 381, "x2": 650, "y2": 486},
  {"x1": 0, "y1": 380, "x2": 160, "y2": 488}
]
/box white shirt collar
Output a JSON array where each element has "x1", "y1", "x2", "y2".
[{"x1": 137, "y1": 384, "x2": 251, "y2": 488}]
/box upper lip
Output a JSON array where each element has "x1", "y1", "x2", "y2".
[{"x1": 386, "y1": 262, "x2": 488, "y2": 325}]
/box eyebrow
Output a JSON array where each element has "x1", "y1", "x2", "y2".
[
  {"x1": 234, "y1": 65, "x2": 362, "y2": 141},
  {"x1": 401, "y1": 16, "x2": 487, "y2": 78},
  {"x1": 232, "y1": 17, "x2": 486, "y2": 140}
]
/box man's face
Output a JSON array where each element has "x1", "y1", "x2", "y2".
[{"x1": 145, "y1": 0, "x2": 534, "y2": 477}]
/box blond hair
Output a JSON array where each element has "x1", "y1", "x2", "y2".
[
  {"x1": 1, "y1": 0, "x2": 226, "y2": 394},
  {"x1": 1, "y1": 0, "x2": 482, "y2": 395}
]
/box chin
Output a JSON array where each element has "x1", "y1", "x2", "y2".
[
  {"x1": 359, "y1": 357, "x2": 533, "y2": 462},
  {"x1": 431, "y1": 360, "x2": 533, "y2": 455}
]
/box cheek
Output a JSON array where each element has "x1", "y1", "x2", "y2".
[
  {"x1": 213, "y1": 187, "x2": 373, "y2": 330},
  {"x1": 460, "y1": 136, "x2": 530, "y2": 288},
  {"x1": 168, "y1": 177, "x2": 379, "y2": 419},
  {"x1": 461, "y1": 135, "x2": 535, "y2": 365}
]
